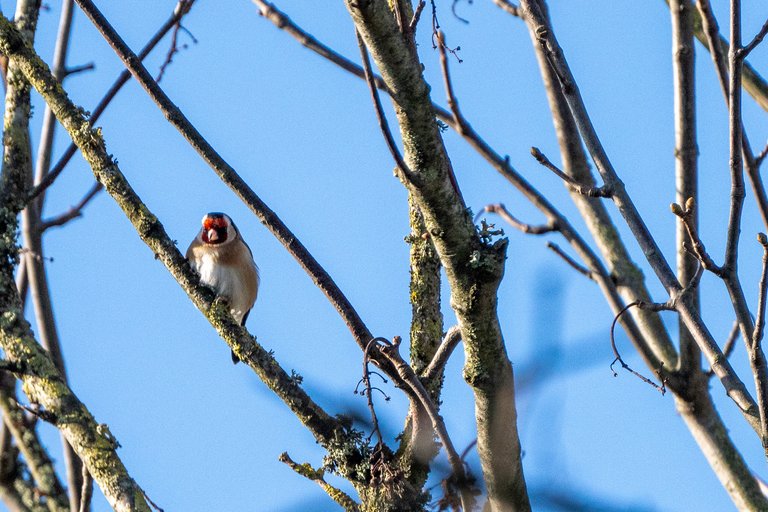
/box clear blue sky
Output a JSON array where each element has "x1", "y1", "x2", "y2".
[{"x1": 8, "y1": 0, "x2": 768, "y2": 510}]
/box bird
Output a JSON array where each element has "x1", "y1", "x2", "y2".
[{"x1": 186, "y1": 212, "x2": 259, "y2": 364}]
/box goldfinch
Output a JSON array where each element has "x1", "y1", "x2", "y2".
[{"x1": 186, "y1": 212, "x2": 259, "y2": 364}]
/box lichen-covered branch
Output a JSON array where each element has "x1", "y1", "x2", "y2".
[
  {"x1": 279, "y1": 453, "x2": 360, "y2": 512},
  {"x1": 345, "y1": 1, "x2": 530, "y2": 509},
  {"x1": 0, "y1": 380, "x2": 69, "y2": 512},
  {"x1": 395, "y1": 197, "x2": 442, "y2": 490},
  {"x1": 0, "y1": 11, "x2": 370, "y2": 491}
]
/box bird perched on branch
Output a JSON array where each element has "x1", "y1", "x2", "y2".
[{"x1": 186, "y1": 212, "x2": 259, "y2": 364}]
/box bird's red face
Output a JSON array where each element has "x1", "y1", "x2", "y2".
[{"x1": 201, "y1": 213, "x2": 231, "y2": 245}]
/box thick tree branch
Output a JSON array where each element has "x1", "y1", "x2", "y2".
[
  {"x1": 0, "y1": 14, "x2": 150, "y2": 501},
  {"x1": 348, "y1": 3, "x2": 531, "y2": 509}
]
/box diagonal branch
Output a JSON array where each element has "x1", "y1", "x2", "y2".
[
  {"x1": 530, "y1": 146, "x2": 612, "y2": 198},
  {"x1": 422, "y1": 325, "x2": 461, "y2": 382},
  {"x1": 38, "y1": 182, "x2": 101, "y2": 232},
  {"x1": 355, "y1": 30, "x2": 411, "y2": 177},
  {"x1": 742, "y1": 16, "x2": 768, "y2": 58},
  {"x1": 0, "y1": 11, "x2": 369, "y2": 483},
  {"x1": 378, "y1": 337, "x2": 476, "y2": 511},
  {"x1": 70, "y1": 0, "x2": 403, "y2": 384},
  {"x1": 27, "y1": 0, "x2": 197, "y2": 203},
  {"x1": 0, "y1": 383, "x2": 69, "y2": 512},
  {"x1": 278, "y1": 453, "x2": 360, "y2": 512},
  {"x1": 253, "y1": 1, "x2": 669, "y2": 387}
]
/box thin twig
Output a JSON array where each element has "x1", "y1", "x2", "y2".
[
  {"x1": 63, "y1": 62, "x2": 94, "y2": 77},
  {"x1": 609, "y1": 302, "x2": 667, "y2": 394},
  {"x1": 38, "y1": 182, "x2": 102, "y2": 232},
  {"x1": 753, "y1": 234, "x2": 768, "y2": 350},
  {"x1": 355, "y1": 338, "x2": 390, "y2": 446},
  {"x1": 140, "y1": 489, "x2": 164, "y2": 512},
  {"x1": 670, "y1": 199, "x2": 723, "y2": 275},
  {"x1": 355, "y1": 30, "x2": 412, "y2": 178},
  {"x1": 531, "y1": 147, "x2": 612, "y2": 198},
  {"x1": 547, "y1": 241, "x2": 594, "y2": 280},
  {"x1": 757, "y1": 142, "x2": 768, "y2": 168},
  {"x1": 156, "y1": 0, "x2": 197, "y2": 83},
  {"x1": 742, "y1": 16, "x2": 768, "y2": 57},
  {"x1": 27, "y1": 0, "x2": 198, "y2": 202},
  {"x1": 409, "y1": 1, "x2": 426, "y2": 33},
  {"x1": 476, "y1": 203, "x2": 555, "y2": 235}
]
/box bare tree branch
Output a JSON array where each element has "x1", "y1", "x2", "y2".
[
  {"x1": 693, "y1": 0, "x2": 768, "y2": 229},
  {"x1": 476, "y1": 203, "x2": 555, "y2": 235},
  {"x1": 521, "y1": 0, "x2": 761, "y2": 431},
  {"x1": 492, "y1": 0, "x2": 521, "y2": 18},
  {"x1": 38, "y1": 182, "x2": 101, "y2": 232},
  {"x1": 742, "y1": 16, "x2": 768, "y2": 58},
  {"x1": 0, "y1": 12, "x2": 368, "y2": 490},
  {"x1": 70, "y1": 0, "x2": 404, "y2": 385},
  {"x1": 671, "y1": 199, "x2": 723, "y2": 276},
  {"x1": 21, "y1": 4, "x2": 87, "y2": 505},
  {"x1": 398, "y1": 195, "x2": 444, "y2": 488},
  {"x1": 378, "y1": 337, "x2": 477, "y2": 511},
  {"x1": 346, "y1": 0, "x2": 529, "y2": 505},
  {"x1": 355, "y1": 30, "x2": 412, "y2": 178},
  {"x1": 530, "y1": 146, "x2": 612, "y2": 198},
  {"x1": 669, "y1": 0, "x2": 701, "y2": 377},
  {"x1": 422, "y1": 325, "x2": 461, "y2": 382},
  {"x1": 77, "y1": 465, "x2": 92, "y2": 512},
  {"x1": 155, "y1": 0, "x2": 196, "y2": 83},
  {"x1": 546, "y1": 242, "x2": 594, "y2": 280},
  {"x1": 278, "y1": 453, "x2": 360, "y2": 512},
  {"x1": 27, "y1": 0, "x2": 198, "y2": 203}
]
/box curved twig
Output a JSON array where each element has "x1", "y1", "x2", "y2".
[{"x1": 609, "y1": 302, "x2": 667, "y2": 394}]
